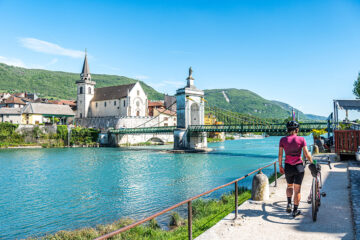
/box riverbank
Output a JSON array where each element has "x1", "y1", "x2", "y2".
[
  {"x1": 0, "y1": 123, "x2": 99, "y2": 148},
  {"x1": 31, "y1": 190, "x2": 251, "y2": 240}
]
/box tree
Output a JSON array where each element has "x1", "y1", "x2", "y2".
[{"x1": 353, "y1": 72, "x2": 360, "y2": 98}]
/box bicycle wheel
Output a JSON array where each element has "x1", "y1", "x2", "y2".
[{"x1": 312, "y1": 177, "x2": 317, "y2": 221}]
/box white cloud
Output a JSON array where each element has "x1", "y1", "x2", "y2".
[
  {"x1": 0, "y1": 56, "x2": 27, "y2": 68},
  {"x1": 134, "y1": 75, "x2": 150, "y2": 80},
  {"x1": 19, "y1": 38, "x2": 84, "y2": 58}
]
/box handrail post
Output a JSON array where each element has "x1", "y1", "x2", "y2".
[
  {"x1": 274, "y1": 162, "x2": 277, "y2": 187},
  {"x1": 188, "y1": 201, "x2": 192, "y2": 240},
  {"x1": 235, "y1": 181, "x2": 238, "y2": 219}
]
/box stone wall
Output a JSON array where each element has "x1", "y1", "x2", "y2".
[
  {"x1": 75, "y1": 116, "x2": 163, "y2": 129},
  {"x1": 16, "y1": 124, "x2": 57, "y2": 134}
]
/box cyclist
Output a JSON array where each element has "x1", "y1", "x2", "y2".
[{"x1": 278, "y1": 121, "x2": 313, "y2": 217}]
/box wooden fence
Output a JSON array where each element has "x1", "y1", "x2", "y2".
[{"x1": 335, "y1": 130, "x2": 360, "y2": 154}]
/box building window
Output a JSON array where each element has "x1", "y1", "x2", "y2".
[
  {"x1": 104, "y1": 102, "x2": 107, "y2": 107},
  {"x1": 164, "y1": 117, "x2": 168, "y2": 121},
  {"x1": 137, "y1": 90, "x2": 140, "y2": 96},
  {"x1": 114, "y1": 101, "x2": 116, "y2": 106},
  {"x1": 88, "y1": 87, "x2": 91, "y2": 94},
  {"x1": 136, "y1": 111, "x2": 140, "y2": 116},
  {"x1": 96, "y1": 102, "x2": 98, "y2": 108},
  {"x1": 123, "y1": 100, "x2": 126, "y2": 107},
  {"x1": 136, "y1": 101, "x2": 140, "y2": 107},
  {"x1": 164, "y1": 123, "x2": 168, "y2": 126},
  {"x1": 80, "y1": 113, "x2": 82, "y2": 118},
  {"x1": 80, "y1": 87, "x2": 83, "y2": 94}
]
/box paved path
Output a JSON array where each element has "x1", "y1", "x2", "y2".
[{"x1": 196, "y1": 154, "x2": 354, "y2": 240}]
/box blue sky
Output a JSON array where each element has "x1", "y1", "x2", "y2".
[{"x1": 0, "y1": 0, "x2": 360, "y2": 118}]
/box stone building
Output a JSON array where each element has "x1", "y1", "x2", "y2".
[
  {"x1": 22, "y1": 103, "x2": 75, "y2": 125},
  {"x1": 0, "y1": 108, "x2": 22, "y2": 123},
  {"x1": 76, "y1": 52, "x2": 148, "y2": 119}
]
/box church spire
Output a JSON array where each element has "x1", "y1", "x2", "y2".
[{"x1": 80, "y1": 49, "x2": 91, "y2": 81}]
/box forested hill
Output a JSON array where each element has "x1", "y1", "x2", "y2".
[
  {"x1": 0, "y1": 63, "x2": 326, "y2": 120},
  {"x1": 0, "y1": 63, "x2": 163, "y2": 100},
  {"x1": 204, "y1": 88, "x2": 327, "y2": 120}
]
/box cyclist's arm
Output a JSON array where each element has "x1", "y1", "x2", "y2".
[
  {"x1": 278, "y1": 147, "x2": 284, "y2": 168},
  {"x1": 303, "y1": 146, "x2": 313, "y2": 163}
]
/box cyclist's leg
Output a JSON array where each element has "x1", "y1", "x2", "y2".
[
  {"x1": 292, "y1": 171, "x2": 305, "y2": 217},
  {"x1": 293, "y1": 171, "x2": 304, "y2": 204},
  {"x1": 285, "y1": 164, "x2": 295, "y2": 212}
]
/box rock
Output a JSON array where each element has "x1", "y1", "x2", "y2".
[{"x1": 251, "y1": 171, "x2": 269, "y2": 201}]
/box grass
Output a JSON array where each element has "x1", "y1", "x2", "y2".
[{"x1": 32, "y1": 189, "x2": 251, "y2": 240}]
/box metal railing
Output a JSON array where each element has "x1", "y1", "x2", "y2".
[
  {"x1": 108, "y1": 122, "x2": 329, "y2": 135},
  {"x1": 95, "y1": 161, "x2": 278, "y2": 240}
]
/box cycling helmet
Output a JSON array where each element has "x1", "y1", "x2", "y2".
[{"x1": 286, "y1": 120, "x2": 300, "y2": 130}]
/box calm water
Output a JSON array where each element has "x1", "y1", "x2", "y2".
[{"x1": 0, "y1": 136, "x2": 313, "y2": 239}]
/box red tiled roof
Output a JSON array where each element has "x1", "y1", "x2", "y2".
[
  {"x1": 148, "y1": 101, "x2": 164, "y2": 107},
  {"x1": 156, "y1": 107, "x2": 176, "y2": 116},
  {"x1": 3, "y1": 96, "x2": 26, "y2": 105},
  {"x1": 48, "y1": 99, "x2": 76, "y2": 106}
]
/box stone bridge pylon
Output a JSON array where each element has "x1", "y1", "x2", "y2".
[{"x1": 174, "y1": 67, "x2": 208, "y2": 150}]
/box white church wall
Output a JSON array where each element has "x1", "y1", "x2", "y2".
[
  {"x1": 90, "y1": 98, "x2": 126, "y2": 117},
  {"x1": 128, "y1": 83, "x2": 148, "y2": 117}
]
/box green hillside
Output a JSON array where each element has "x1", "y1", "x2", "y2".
[
  {"x1": 0, "y1": 63, "x2": 163, "y2": 100},
  {"x1": 204, "y1": 88, "x2": 326, "y2": 120},
  {"x1": 0, "y1": 63, "x2": 326, "y2": 120}
]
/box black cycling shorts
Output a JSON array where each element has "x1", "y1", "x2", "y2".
[{"x1": 285, "y1": 163, "x2": 305, "y2": 185}]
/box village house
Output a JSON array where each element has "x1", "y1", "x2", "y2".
[
  {"x1": 0, "y1": 108, "x2": 22, "y2": 124},
  {"x1": 148, "y1": 100, "x2": 164, "y2": 116},
  {"x1": 153, "y1": 107, "x2": 177, "y2": 126},
  {"x1": 0, "y1": 96, "x2": 26, "y2": 108},
  {"x1": 22, "y1": 103, "x2": 75, "y2": 125}
]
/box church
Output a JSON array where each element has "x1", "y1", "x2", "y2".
[{"x1": 76, "y1": 52, "x2": 148, "y2": 119}]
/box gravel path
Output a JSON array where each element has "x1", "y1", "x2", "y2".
[{"x1": 196, "y1": 154, "x2": 354, "y2": 240}]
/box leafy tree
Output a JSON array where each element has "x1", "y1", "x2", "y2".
[{"x1": 353, "y1": 72, "x2": 360, "y2": 98}]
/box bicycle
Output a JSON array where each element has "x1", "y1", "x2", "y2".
[{"x1": 306, "y1": 156, "x2": 332, "y2": 221}]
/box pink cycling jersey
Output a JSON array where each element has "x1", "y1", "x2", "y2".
[{"x1": 279, "y1": 135, "x2": 306, "y2": 165}]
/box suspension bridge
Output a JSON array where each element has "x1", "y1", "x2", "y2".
[
  {"x1": 109, "y1": 68, "x2": 330, "y2": 150},
  {"x1": 109, "y1": 102, "x2": 329, "y2": 144}
]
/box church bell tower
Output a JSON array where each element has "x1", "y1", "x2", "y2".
[{"x1": 76, "y1": 50, "x2": 96, "y2": 118}]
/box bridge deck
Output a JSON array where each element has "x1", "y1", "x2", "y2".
[{"x1": 109, "y1": 122, "x2": 328, "y2": 134}]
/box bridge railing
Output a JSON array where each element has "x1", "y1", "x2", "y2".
[
  {"x1": 189, "y1": 122, "x2": 328, "y2": 133},
  {"x1": 109, "y1": 126, "x2": 176, "y2": 134},
  {"x1": 94, "y1": 161, "x2": 279, "y2": 240},
  {"x1": 108, "y1": 122, "x2": 329, "y2": 135}
]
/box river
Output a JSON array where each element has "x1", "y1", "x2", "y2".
[{"x1": 0, "y1": 136, "x2": 313, "y2": 239}]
